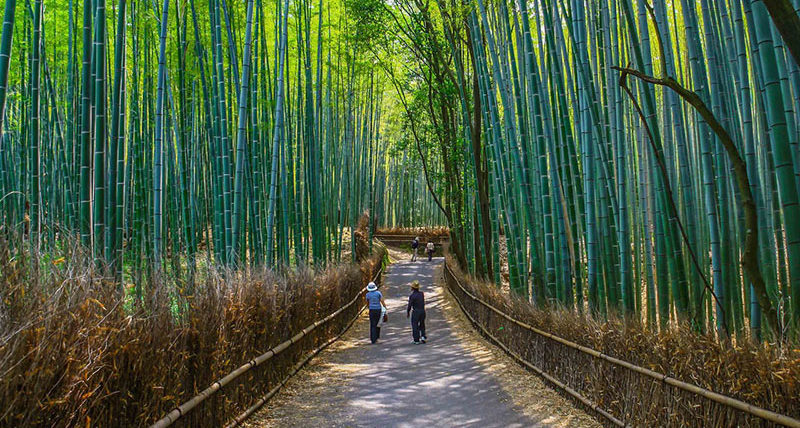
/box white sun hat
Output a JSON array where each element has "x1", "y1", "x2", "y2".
[{"x1": 366, "y1": 282, "x2": 378, "y2": 292}]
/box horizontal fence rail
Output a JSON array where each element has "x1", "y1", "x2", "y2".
[
  {"x1": 224, "y1": 280, "x2": 372, "y2": 428},
  {"x1": 151, "y1": 264, "x2": 384, "y2": 428},
  {"x1": 443, "y1": 261, "x2": 800, "y2": 428},
  {"x1": 373, "y1": 234, "x2": 448, "y2": 257},
  {"x1": 373, "y1": 234, "x2": 449, "y2": 243}
]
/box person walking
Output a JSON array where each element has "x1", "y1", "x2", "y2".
[
  {"x1": 365, "y1": 282, "x2": 386, "y2": 344},
  {"x1": 411, "y1": 237, "x2": 420, "y2": 261},
  {"x1": 426, "y1": 241, "x2": 435, "y2": 261},
  {"x1": 406, "y1": 281, "x2": 427, "y2": 344}
]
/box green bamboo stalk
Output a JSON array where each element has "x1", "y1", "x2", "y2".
[
  {"x1": 232, "y1": 0, "x2": 255, "y2": 263},
  {"x1": 266, "y1": 0, "x2": 289, "y2": 265},
  {"x1": 152, "y1": 0, "x2": 170, "y2": 264},
  {"x1": 0, "y1": 0, "x2": 16, "y2": 143}
]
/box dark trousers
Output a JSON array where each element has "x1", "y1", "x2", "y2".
[
  {"x1": 427, "y1": 251, "x2": 432, "y2": 261},
  {"x1": 411, "y1": 310, "x2": 426, "y2": 341},
  {"x1": 369, "y1": 309, "x2": 382, "y2": 343}
]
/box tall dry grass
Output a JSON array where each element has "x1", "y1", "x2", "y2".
[
  {"x1": 443, "y1": 256, "x2": 800, "y2": 426},
  {"x1": 0, "y1": 235, "x2": 385, "y2": 427}
]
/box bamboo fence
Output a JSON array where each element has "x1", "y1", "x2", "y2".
[
  {"x1": 151, "y1": 264, "x2": 384, "y2": 427},
  {"x1": 443, "y1": 260, "x2": 800, "y2": 427}
]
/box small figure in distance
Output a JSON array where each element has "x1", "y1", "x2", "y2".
[
  {"x1": 411, "y1": 236, "x2": 420, "y2": 262},
  {"x1": 406, "y1": 280, "x2": 427, "y2": 344},
  {"x1": 426, "y1": 241, "x2": 435, "y2": 261}
]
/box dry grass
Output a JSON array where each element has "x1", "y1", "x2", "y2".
[
  {"x1": 375, "y1": 226, "x2": 450, "y2": 239},
  {"x1": 0, "y1": 230, "x2": 385, "y2": 427},
  {"x1": 443, "y1": 256, "x2": 800, "y2": 427},
  {"x1": 243, "y1": 308, "x2": 374, "y2": 428}
]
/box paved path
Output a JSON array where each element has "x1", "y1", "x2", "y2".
[{"x1": 250, "y1": 258, "x2": 534, "y2": 427}]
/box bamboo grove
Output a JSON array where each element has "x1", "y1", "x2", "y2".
[
  {"x1": 2, "y1": 0, "x2": 800, "y2": 344},
  {"x1": 349, "y1": 0, "x2": 800, "y2": 342},
  {"x1": 0, "y1": 0, "x2": 391, "y2": 290},
  {"x1": 379, "y1": 111, "x2": 450, "y2": 228}
]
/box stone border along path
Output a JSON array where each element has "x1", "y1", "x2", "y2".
[{"x1": 245, "y1": 257, "x2": 600, "y2": 428}]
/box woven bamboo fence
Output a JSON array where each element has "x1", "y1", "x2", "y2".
[
  {"x1": 443, "y1": 261, "x2": 800, "y2": 428},
  {"x1": 151, "y1": 258, "x2": 385, "y2": 427}
]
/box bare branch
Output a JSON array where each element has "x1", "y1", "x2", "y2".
[{"x1": 614, "y1": 65, "x2": 780, "y2": 339}]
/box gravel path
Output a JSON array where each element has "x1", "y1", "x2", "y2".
[{"x1": 246, "y1": 258, "x2": 599, "y2": 428}]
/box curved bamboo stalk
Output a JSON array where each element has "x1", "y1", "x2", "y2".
[{"x1": 614, "y1": 66, "x2": 779, "y2": 338}]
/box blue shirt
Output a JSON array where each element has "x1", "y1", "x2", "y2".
[{"x1": 365, "y1": 290, "x2": 383, "y2": 310}]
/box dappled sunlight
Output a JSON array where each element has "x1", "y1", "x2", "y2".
[
  {"x1": 438, "y1": 269, "x2": 600, "y2": 428},
  {"x1": 3, "y1": 0, "x2": 798, "y2": 421},
  {"x1": 252, "y1": 259, "x2": 596, "y2": 427}
]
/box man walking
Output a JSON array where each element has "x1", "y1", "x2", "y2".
[
  {"x1": 426, "y1": 241, "x2": 435, "y2": 261},
  {"x1": 406, "y1": 281, "x2": 427, "y2": 344},
  {"x1": 411, "y1": 236, "x2": 419, "y2": 261}
]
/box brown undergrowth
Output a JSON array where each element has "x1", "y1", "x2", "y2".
[
  {"x1": 0, "y1": 234, "x2": 385, "y2": 427},
  {"x1": 444, "y1": 255, "x2": 799, "y2": 427},
  {"x1": 375, "y1": 226, "x2": 449, "y2": 239}
]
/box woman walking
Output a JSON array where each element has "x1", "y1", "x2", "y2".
[
  {"x1": 365, "y1": 282, "x2": 386, "y2": 344},
  {"x1": 406, "y1": 281, "x2": 427, "y2": 344},
  {"x1": 426, "y1": 241, "x2": 435, "y2": 261}
]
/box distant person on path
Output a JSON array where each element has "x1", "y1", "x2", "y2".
[
  {"x1": 411, "y1": 237, "x2": 420, "y2": 261},
  {"x1": 426, "y1": 241, "x2": 435, "y2": 261},
  {"x1": 406, "y1": 281, "x2": 427, "y2": 344},
  {"x1": 365, "y1": 282, "x2": 386, "y2": 344}
]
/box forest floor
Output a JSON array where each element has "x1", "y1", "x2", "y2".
[{"x1": 244, "y1": 254, "x2": 599, "y2": 427}]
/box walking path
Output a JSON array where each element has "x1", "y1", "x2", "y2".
[{"x1": 247, "y1": 257, "x2": 599, "y2": 428}]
